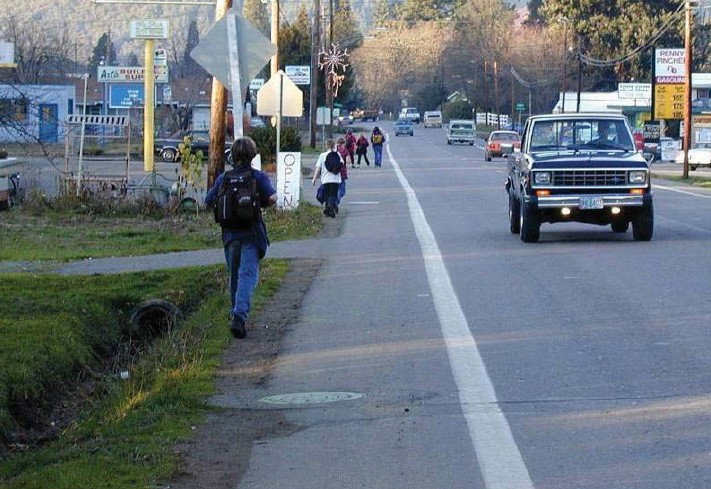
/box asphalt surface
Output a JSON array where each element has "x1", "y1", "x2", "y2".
[{"x1": 6, "y1": 125, "x2": 711, "y2": 489}]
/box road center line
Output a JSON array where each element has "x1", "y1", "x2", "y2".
[{"x1": 386, "y1": 143, "x2": 535, "y2": 489}]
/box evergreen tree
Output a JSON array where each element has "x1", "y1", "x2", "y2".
[
  {"x1": 539, "y1": 0, "x2": 683, "y2": 81},
  {"x1": 243, "y1": 0, "x2": 271, "y2": 36},
  {"x1": 396, "y1": 0, "x2": 455, "y2": 22},
  {"x1": 525, "y1": 0, "x2": 544, "y2": 25},
  {"x1": 182, "y1": 20, "x2": 205, "y2": 78},
  {"x1": 89, "y1": 32, "x2": 117, "y2": 74}
]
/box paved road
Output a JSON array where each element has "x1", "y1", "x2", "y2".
[
  {"x1": 217, "y1": 122, "x2": 711, "y2": 489},
  {"x1": 12, "y1": 123, "x2": 711, "y2": 488}
]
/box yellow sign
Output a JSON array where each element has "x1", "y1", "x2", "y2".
[{"x1": 654, "y1": 83, "x2": 684, "y2": 119}]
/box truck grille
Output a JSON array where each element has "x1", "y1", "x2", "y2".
[{"x1": 552, "y1": 170, "x2": 628, "y2": 187}]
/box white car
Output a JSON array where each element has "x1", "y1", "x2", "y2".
[
  {"x1": 675, "y1": 143, "x2": 711, "y2": 170},
  {"x1": 423, "y1": 111, "x2": 443, "y2": 128}
]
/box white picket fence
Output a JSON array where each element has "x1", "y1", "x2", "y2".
[{"x1": 475, "y1": 112, "x2": 510, "y2": 127}]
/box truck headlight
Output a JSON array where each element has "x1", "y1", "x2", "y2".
[
  {"x1": 533, "y1": 172, "x2": 551, "y2": 185},
  {"x1": 628, "y1": 170, "x2": 647, "y2": 184}
]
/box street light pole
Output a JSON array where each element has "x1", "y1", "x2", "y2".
[{"x1": 77, "y1": 73, "x2": 89, "y2": 197}]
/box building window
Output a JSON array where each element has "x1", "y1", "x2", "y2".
[{"x1": 0, "y1": 97, "x2": 29, "y2": 122}]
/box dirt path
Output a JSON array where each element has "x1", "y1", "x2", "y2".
[{"x1": 168, "y1": 257, "x2": 321, "y2": 488}]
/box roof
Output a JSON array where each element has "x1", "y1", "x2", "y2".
[{"x1": 530, "y1": 113, "x2": 628, "y2": 121}]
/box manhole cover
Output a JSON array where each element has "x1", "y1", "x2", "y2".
[{"x1": 258, "y1": 392, "x2": 365, "y2": 406}]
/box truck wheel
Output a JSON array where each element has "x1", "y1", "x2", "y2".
[
  {"x1": 509, "y1": 190, "x2": 521, "y2": 234},
  {"x1": 520, "y1": 198, "x2": 540, "y2": 243},
  {"x1": 447, "y1": 139, "x2": 452, "y2": 145},
  {"x1": 632, "y1": 204, "x2": 654, "y2": 241},
  {"x1": 611, "y1": 220, "x2": 629, "y2": 233}
]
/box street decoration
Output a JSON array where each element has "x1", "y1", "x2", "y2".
[{"x1": 318, "y1": 44, "x2": 349, "y2": 97}]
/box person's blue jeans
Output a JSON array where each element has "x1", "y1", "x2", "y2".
[
  {"x1": 338, "y1": 180, "x2": 346, "y2": 203},
  {"x1": 373, "y1": 145, "x2": 383, "y2": 166},
  {"x1": 224, "y1": 237, "x2": 260, "y2": 322}
]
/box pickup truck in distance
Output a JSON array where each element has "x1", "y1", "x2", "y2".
[
  {"x1": 505, "y1": 113, "x2": 653, "y2": 242},
  {"x1": 353, "y1": 108, "x2": 379, "y2": 121}
]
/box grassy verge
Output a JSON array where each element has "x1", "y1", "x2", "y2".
[
  {"x1": 0, "y1": 261, "x2": 287, "y2": 488},
  {"x1": 0, "y1": 203, "x2": 323, "y2": 262},
  {"x1": 651, "y1": 172, "x2": 711, "y2": 188}
]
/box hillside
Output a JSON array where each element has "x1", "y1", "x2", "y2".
[{"x1": 1, "y1": 0, "x2": 379, "y2": 67}]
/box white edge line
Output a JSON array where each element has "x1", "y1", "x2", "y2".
[
  {"x1": 655, "y1": 183, "x2": 711, "y2": 199},
  {"x1": 385, "y1": 143, "x2": 535, "y2": 489}
]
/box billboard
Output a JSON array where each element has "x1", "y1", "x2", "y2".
[{"x1": 110, "y1": 84, "x2": 145, "y2": 108}]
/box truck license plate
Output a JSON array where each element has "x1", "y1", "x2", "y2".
[{"x1": 579, "y1": 197, "x2": 604, "y2": 209}]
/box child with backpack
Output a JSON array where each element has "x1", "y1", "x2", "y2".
[
  {"x1": 355, "y1": 133, "x2": 370, "y2": 167},
  {"x1": 311, "y1": 139, "x2": 342, "y2": 218},
  {"x1": 371, "y1": 126, "x2": 385, "y2": 167},
  {"x1": 205, "y1": 137, "x2": 277, "y2": 339},
  {"x1": 345, "y1": 129, "x2": 357, "y2": 168}
]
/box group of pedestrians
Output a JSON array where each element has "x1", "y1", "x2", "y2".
[
  {"x1": 203, "y1": 126, "x2": 385, "y2": 340},
  {"x1": 311, "y1": 126, "x2": 386, "y2": 219}
]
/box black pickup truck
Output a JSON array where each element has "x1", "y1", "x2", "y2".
[{"x1": 505, "y1": 113, "x2": 653, "y2": 242}]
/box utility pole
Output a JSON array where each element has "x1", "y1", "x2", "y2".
[
  {"x1": 494, "y1": 60, "x2": 500, "y2": 128},
  {"x1": 208, "y1": 0, "x2": 231, "y2": 188},
  {"x1": 271, "y1": 0, "x2": 279, "y2": 76},
  {"x1": 327, "y1": 0, "x2": 334, "y2": 139},
  {"x1": 682, "y1": 0, "x2": 694, "y2": 179},
  {"x1": 561, "y1": 19, "x2": 568, "y2": 113},
  {"x1": 576, "y1": 38, "x2": 582, "y2": 113},
  {"x1": 309, "y1": 0, "x2": 321, "y2": 148}
]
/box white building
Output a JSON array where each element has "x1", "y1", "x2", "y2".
[{"x1": 0, "y1": 84, "x2": 76, "y2": 143}]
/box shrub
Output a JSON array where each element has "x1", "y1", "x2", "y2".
[
  {"x1": 442, "y1": 100, "x2": 474, "y2": 122},
  {"x1": 249, "y1": 125, "x2": 302, "y2": 164}
]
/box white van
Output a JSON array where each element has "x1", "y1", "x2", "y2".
[
  {"x1": 423, "y1": 111, "x2": 443, "y2": 128},
  {"x1": 447, "y1": 120, "x2": 476, "y2": 145}
]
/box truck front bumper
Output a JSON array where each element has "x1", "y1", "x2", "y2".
[{"x1": 535, "y1": 193, "x2": 647, "y2": 209}]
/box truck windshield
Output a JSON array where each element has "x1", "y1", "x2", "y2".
[{"x1": 530, "y1": 119, "x2": 635, "y2": 152}]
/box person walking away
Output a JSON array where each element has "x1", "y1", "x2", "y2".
[
  {"x1": 205, "y1": 137, "x2": 277, "y2": 339},
  {"x1": 355, "y1": 132, "x2": 370, "y2": 167},
  {"x1": 336, "y1": 136, "x2": 349, "y2": 204},
  {"x1": 312, "y1": 138, "x2": 342, "y2": 218},
  {"x1": 371, "y1": 126, "x2": 385, "y2": 167},
  {"x1": 345, "y1": 128, "x2": 357, "y2": 168}
]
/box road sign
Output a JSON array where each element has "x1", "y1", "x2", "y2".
[
  {"x1": 130, "y1": 20, "x2": 169, "y2": 39},
  {"x1": 0, "y1": 41, "x2": 16, "y2": 68},
  {"x1": 285, "y1": 65, "x2": 310, "y2": 85},
  {"x1": 190, "y1": 11, "x2": 276, "y2": 97},
  {"x1": 257, "y1": 71, "x2": 303, "y2": 117},
  {"x1": 249, "y1": 78, "x2": 265, "y2": 91},
  {"x1": 515, "y1": 102, "x2": 526, "y2": 112},
  {"x1": 618, "y1": 83, "x2": 651, "y2": 100},
  {"x1": 654, "y1": 83, "x2": 684, "y2": 120}
]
